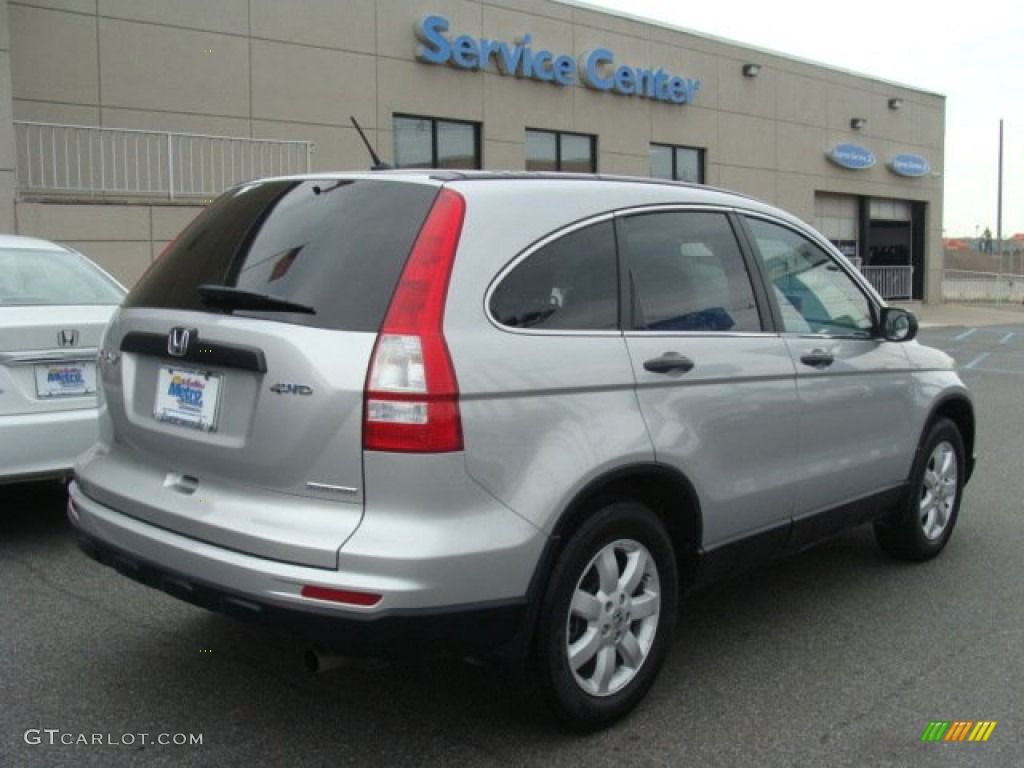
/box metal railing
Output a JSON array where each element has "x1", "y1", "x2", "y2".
[
  {"x1": 860, "y1": 265, "x2": 913, "y2": 300},
  {"x1": 942, "y1": 269, "x2": 1024, "y2": 305},
  {"x1": 15, "y1": 121, "x2": 315, "y2": 200}
]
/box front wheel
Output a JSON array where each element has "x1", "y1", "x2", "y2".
[
  {"x1": 875, "y1": 418, "x2": 965, "y2": 561},
  {"x1": 533, "y1": 501, "x2": 678, "y2": 731}
]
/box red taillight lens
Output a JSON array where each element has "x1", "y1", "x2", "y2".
[
  {"x1": 300, "y1": 585, "x2": 382, "y2": 607},
  {"x1": 363, "y1": 188, "x2": 465, "y2": 453}
]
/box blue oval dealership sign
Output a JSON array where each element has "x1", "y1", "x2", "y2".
[
  {"x1": 888, "y1": 154, "x2": 931, "y2": 177},
  {"x1": 827, "y1": 144, "x2": 876, "y2": 170}
]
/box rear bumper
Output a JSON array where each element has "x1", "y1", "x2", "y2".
[
  {"x1": 72, "y1": 522, "x2": 527, "y2": 657},
  {"x1": 67, "y1": 471, "x2": 543, "y2": 656},
  {"x1": 0, "y1": 407, "x2": 98, "y2": 483}
]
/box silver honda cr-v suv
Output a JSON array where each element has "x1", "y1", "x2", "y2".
[{"x1": 69, "y1": 172, "x2": 975, "y2": 730}]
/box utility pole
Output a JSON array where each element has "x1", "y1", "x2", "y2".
[{"x1": 997, "y1": 119, "x2": 1004, "y2": 273}]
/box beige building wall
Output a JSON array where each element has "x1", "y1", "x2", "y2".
[
  {"x1": 14, "y1": 200, "x2": 203, "y2": 286},
  {"x1": 5, "y1": 0, "x2": 946, "y2": 297},
  {"x1": 0, "y1": 0, "x2": 16, "y2": 231}
]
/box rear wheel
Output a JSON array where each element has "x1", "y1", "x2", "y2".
[
  {"x1": 875, "y1": 418, "x2": 965, "y2": 561},
  {"x1": 533, "y1": 501, "x2": 678, "y2": 731}
]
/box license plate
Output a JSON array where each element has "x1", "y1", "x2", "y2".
[
  {"x1": 153, "y1": 366, "x2": 222, "y2": 432},
  {"x1": 34, "y1": 362, "x2": 96, "y2": 397}
]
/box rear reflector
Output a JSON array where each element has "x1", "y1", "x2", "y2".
[
  {"x1": 363, "y1": 188, "x2": 465, "y2": 453},
  {"x1": 300, "y1": 585, "x2": 382, "y2": 607}
]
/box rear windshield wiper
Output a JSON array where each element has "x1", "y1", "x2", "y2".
[{"x1": 197, "y1": 284, "x2": 316, "y2": 315}]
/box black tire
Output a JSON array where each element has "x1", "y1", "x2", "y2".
[
  {"x1": 874, "y1": 418, "x2": 965, "y2": 561},
  {"x1": 533, "y1": 501, "x2": 678, "y2": 731}
]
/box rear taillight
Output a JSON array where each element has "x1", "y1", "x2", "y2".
[{"x1": 363, "y1": 188, "x2": 465, "y2": 453}]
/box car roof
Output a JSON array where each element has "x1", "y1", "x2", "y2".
[
  {"x1": 223, "y1": 170, "x2": 812, "y2": 236},
  {"x1": 243, "y1": 169, "x2": 761, "y2": 202},
  {"x1": 0, "y1": 234, "x2": 73, "y2": 252}
]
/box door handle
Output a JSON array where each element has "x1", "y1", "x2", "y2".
[
  {"x1": 643, "y1": 352, "x2": 695, "y2": 374},
  {"x1": 800, "y1": 349, "x2": 835, "y2": 368}
]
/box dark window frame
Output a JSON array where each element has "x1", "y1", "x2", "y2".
[
  {"x1": 525, "y1": 128, "x2": 598, "y2": 173},
  {"x1": 393, "y1": 114, "x2": 482, "y2": 169},
  {"x1": 649, "y1": 143, "x2": 705, "y2": 183}
]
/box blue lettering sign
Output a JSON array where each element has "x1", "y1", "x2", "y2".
[
  {"x1": 414, "y1": 15, "x2": 451, "y2": 65},
  {"x1": 581, "y1": 49, "x2": 614, "y2": 91},
  {"x1": 416, "y1": 16, "x2": 700, "y2": 106}
]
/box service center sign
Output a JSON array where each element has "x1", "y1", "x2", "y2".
[{"x1": 415, "y1": 15, "x2": 701, "y2": 105}]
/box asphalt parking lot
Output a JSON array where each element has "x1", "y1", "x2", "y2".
[{"x1": 1, "y1": 321, "x2": 1021, "y2": 768}]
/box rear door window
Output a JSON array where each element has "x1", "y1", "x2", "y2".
[
  {"x1": 124, "y1": 179, "x2": 438, "y2": 332},
  {"x1": 619, "y1": 210, "x2": 761, "y2": 332}
]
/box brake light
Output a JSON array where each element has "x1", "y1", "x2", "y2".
[{"x1": 363, "y1": 188, "x2": 465, "y2": 452}]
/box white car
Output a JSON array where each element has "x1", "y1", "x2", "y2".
[{"x1": 0, "y1": 235, "x2": 125, "y2": 484}]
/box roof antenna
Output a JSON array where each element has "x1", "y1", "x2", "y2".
[{"x1": 350, "y1": 116, "x2": 392, "y2": 170}]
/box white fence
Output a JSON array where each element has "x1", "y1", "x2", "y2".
[
  {"x1": 15, "y1": 121, "x2": 315, "y2": 200},
  {"x1": 860, "y1": 265, "x2": 913, "y2": 300},
  {"x1": 942, "y1": 269, "x2": 1024, "y2": 304}
]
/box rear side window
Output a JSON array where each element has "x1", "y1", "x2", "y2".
[
  {"x1": 620, "y1": 211, "x2": 761, "y2": 332},
  {"x1": 124, "y1": 179, "x2": 438, "y2": 332},
  {"x1": 489, "y1": 220, "x2": 618, "y2": 330}
]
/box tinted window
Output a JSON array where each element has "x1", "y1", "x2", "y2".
[
  {"x1": 649, "y1": 144, "x2": 703, "y2": 183},
  {"x1": 394, "y1": 116, "x2": 481, "y2": 169},
  {"x1": 490, "y1": 220, "x2": 618, "y2": 330},
  {"x1": 525, "y1": 130, "x2": 597, "y2": 173},
  {"x1": 620, "y1": 211, "x2": 760, "y2": 332},
  {"x1": 125, "y1": 180, "x2": 438, "y2": 332},
  {"x1": 0, "y1": 248, "x2": 124, "y2": 305},
  {"x1": 746, "y1": 218, "x2": 873, "y2": 337}
]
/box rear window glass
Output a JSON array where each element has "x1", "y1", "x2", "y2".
[
  {"x1": 0, "y1": 248, "x2": 124, "y2": 305},
  {"x1": 124, "y1": 179, "x2": 438, "y2": 332}
]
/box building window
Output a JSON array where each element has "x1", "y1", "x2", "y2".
[
  {"x1": 393, "y1": 115, "x2": 480, "y2": 169},
  {"x1": 649, "y1": 144, "x2": 704, "y2": 183},
  {"x1": 526, "y1": 129, "x2": 596, "y2": 173}
]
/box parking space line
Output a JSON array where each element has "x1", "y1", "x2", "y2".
[
  {"x1": 999, "y1": 332, "x2": 1016, "y2": 345},
  {"x1": 955, "y1": 328, "x2": 978, "y2": 341},
  {"x1": 965, "y1": 353, "x2": 990, "y2": 369}
]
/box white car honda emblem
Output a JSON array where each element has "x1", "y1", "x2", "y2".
[{"x1": 57, "y1": 329, "x2": 79, "y2": 347}]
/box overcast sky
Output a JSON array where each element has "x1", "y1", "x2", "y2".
[{"x1": 580, "y1": 0, "x2": 1022, "y2": 239}]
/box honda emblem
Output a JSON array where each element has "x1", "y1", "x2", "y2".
[
  {"x1": 167, "y1": 327, "x2": 196, "y2": 357},
  {"x1": 57, "y1": 329, "x2": 79, "y2": 347}
]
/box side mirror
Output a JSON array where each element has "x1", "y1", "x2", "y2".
[{"x1": 879, "y1": 307, "x2": 918, "y2": 342}]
